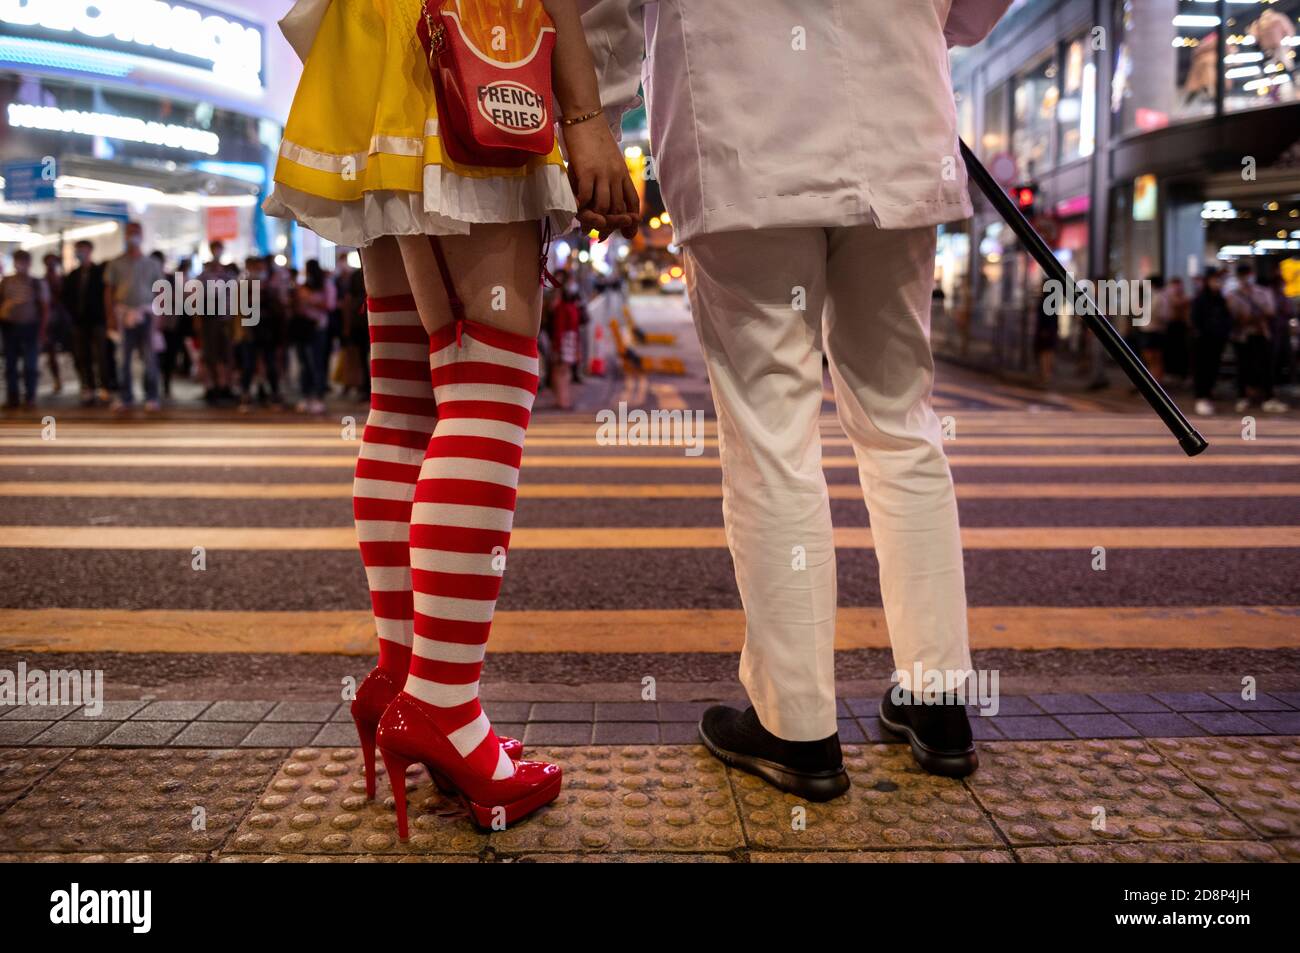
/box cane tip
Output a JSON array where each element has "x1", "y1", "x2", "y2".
[{"x1": 1180, "y1": 432, "x2": 1209, "y2": 457}]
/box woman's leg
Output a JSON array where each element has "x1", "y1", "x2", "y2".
[
  {"x1": 296, "y1": 339, "x2": 315, "y2": 403},
  {"x1": 552, "y1": 358, "x2": 572, "y2": 408},
  {"x1": 395, "y1": 222, "x2": 542, "y2": 780},
  {"x1": 45, "y1": 335, "x2": 62, "y2": 392},
  {"x1": 353, "y1": 236, "x2": 435, "y2": 678},
  {"x1": 313, "y1": 326, "x2": 331, "y2": 400}
]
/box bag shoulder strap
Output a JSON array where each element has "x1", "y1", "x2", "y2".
[
  {"x1": 426, "y1": 223, "x2": 554, "y2": 346},
  {"x1": 427, "y1": 234, "x2": 467, "y2": 331}
]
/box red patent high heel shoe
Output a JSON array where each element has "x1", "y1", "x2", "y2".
[
  {"x1": 376, "y1": 692, "x2": 562, "y2": 837},
  {"x1": 350, "y1": 667, "x2": 522, "y2": 800}
]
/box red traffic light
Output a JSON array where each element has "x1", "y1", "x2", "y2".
[{"x1": 1011, "y1": 184, "x2": 1037, "y2": 210}]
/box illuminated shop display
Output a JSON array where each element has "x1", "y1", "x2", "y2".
[{"x1": 0, "y1": 0, "x2": 264, "y2": 89}]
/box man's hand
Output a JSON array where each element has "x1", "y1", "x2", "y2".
[{"x1": 563, "y1": 118, "x2": 640, "y2": 242}]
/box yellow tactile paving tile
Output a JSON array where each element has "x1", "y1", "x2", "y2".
[
  {"x1": 2, "y1": 606, "x2": 1294, "y2": 653},
  {"x1": 0, "y1": 481, "x2": 1296, "y2": 499},
  {"x1": 0, "y1": 452, "x2": 1295, "y2": 468},
  {"x1": 0, "y1": 525, "x2": 1296, "y2": 550}
]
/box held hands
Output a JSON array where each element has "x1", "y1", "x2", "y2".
[{"x1": 562, "y1": 118, "x2": 640, "y2": 241}]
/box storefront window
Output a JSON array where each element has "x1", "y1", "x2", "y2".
[
  {"x1": 1108, "y1": 178, "x2": 1162, "y2": 286},
  {"x1": 1013, "y1": 51, "x2": 1057, "y2": 180},
  {"x1": 982, "y1": 81, "x2": 1010, "y2": 161},
  {"x1": 956, "y1": 87, "x2": 975, "y2": 148},
  {"x1": 1111, "y1": 0, "x2": 1218, "y2": 135},
  {"x1": 0, "y1": 73, "x2": 274, "y2": 265},
  {"x1": 1057, "y1": 35, "x2": 1097, "y2": 162},
  {"x1": 933, "y1": 223, "x2": 973, "y2": 356},
  {"x1": 1222, "y1": 0, "x2": 1300, "y2": 112},
  {"x1": 936, "y1": 223, "x2": 971, "y2": 308}
]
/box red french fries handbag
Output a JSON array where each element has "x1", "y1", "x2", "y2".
[{"x1": 417, "y1": 0, "x2": 557, "y2": 167}]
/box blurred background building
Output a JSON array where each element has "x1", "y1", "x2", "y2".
[
  {"x1": 938, "y1": 0, "x2": 1300, "y2": 373},
  {"x1": 0, "y1": 1, "x2": 1296, "y2": 386},
  {"x1": 0, "y1": 0, "x2": 307, "y2": 271}
]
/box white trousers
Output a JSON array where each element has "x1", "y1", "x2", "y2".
[{"x1": 683, "y1": 224, "x2": 973, "y2": 741}]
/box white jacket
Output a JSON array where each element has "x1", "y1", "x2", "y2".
[{"x1": 581, "y1": 0, "x2": 1013, "y2": 242}]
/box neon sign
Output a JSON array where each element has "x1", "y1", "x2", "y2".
[
  {"x1": 0, "y1": 0, "x2": 264, "y2": 89},
  {"x1": 7, "y1": 102, "x2": 221, "y2": 155}
]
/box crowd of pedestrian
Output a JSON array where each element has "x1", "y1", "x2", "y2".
[
  {"x1": 1131, "y1": 263, "x2": 1294, "y2": 416},
  {"x1": 0, "y1": 226, "x2": 371, "y2": 414}
]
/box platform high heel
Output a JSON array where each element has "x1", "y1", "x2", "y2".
[
  {"x1": 350, "y1": 667, "x2": 522, "y2": 800},
  {"x1": 377, "y1": 692, "x2": 561, "y2": 837}
]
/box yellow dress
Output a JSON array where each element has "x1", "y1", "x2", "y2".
[{"x1": 263, "y1": 0, "x2": 576, "y2": 247}]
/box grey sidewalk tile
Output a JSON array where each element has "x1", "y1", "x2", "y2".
[
  {"x1": 660, "y1": 722, "x2": 701, "y2": 744},
  {"x1": 1090, "y1": 693, "x2": 1170, "y2": 714},
  {"x1": 311, "y1": 723, "x2": 360, "y2": 747},
  {"x1": 264, "y1": 702, "x2": 340, "y2": 723},
  {"x1": 1210, "y1": 692, "x2": 1295, "y2": 712},
  {"x1": 1151, "y1": 692, "x2": 1231, "y2": 713},
  {"x1": 198, "y1": 701, "x2": 277, "y2": 722},
  {"x1": 845, "y1": 697, "x2": 879, "y2": 718},
  {"x1": 528, "y1": 702, "x2": 594, "y2": 722},
  {"x1": 0, "y1": 721, "x2": 54, "y2": 744},
  {"x1": 1236, "y1": 711, "x2": 1300, "y2": 734},
  {"x1": 1119, "y1": 712, "x2": 1204, "y2": 737},
  {"x1": 983, "y1": 696, "x2": 1045, "y2": 717},
  {"x1": 131, "y1": 701, "x2": 212, "y2": 721},
  {"x1": 860, "y1": 717, "x2": 896, "y2": 743},
  {"x1": 495, "y1": 723, "x2": 526, "y2": 743},
  {"x1": 170, "y1": 722, "x2": 256, "y2": 747},
  {"x1": 523, "y1": 722, "x2": 593, "y2": 745},
  {"x1": 835, "y1": 699, "x2": 852, "y2": 717},
  {"x1": 1, "y1": 704, "x2": 80, "y2": 721},
  {"x1": 987, "y1": 717, "x2": 1074, "y2": 740},
  {"x1": 657, "y1": 701, "x2": 714, "y2": 722},
  {"x1": 240, "y1": 723, "x2": 321, "y2": 747},
  {"x1": 330, "y1": 706, "x2": 354, "y2": 723},
  {"x1": 31, "y1": 720, "x2": 119, "y2": 746},
  {"x1": 1029, "y1": 693, "x2": 1105, "y2": 715},
  {"x1": 594, "y1": 702, "x2": 658, "y2": 722},
  {"x1": 1183, "y1": 711, "x2": 1271, "y2": 735},
  {"x1": 484, "y1": 702, "x2": 531, "y2": 723},
  {"x1": 98, "y1": 721, "x2": 183, "y2": 746},
  {"x1": 836, "y1": 718, "x2": 866, "y2": 743},
  {"x1": 71, "y1": 700, "x2": 149, "y2": 720},
  {"x1": 1267, "y1": 692, "x2": 1300, "y2": 709},
  {"x1": 593, "y1": 722, "x2": 660, "y2": 744},
  {"x1": 968, "y1": 716, "x2": 1004, "y2": 741},
  {"x1": 1056, "y1": 713, "x2": 1141, "y2": 739}
]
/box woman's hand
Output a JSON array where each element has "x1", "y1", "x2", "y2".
[
  {"x1": 563, "y1": 118, "x2": 640, "y2": 241},
  {"x1": 542, "y1": 0, "x2": 638, "y2": 242}
]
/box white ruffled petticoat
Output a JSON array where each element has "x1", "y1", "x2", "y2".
[{"x1": 262, "y1": 161, "x2": 577, "y2": 249}]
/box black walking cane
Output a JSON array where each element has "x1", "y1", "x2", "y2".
[{"x1": 959, "y1": 139, "x2": 1208, "y2": 457}]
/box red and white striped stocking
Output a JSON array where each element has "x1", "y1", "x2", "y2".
[
  {"x1": 404, "y1": 318, "x2": 539, "y2": 781},
  {"x1": 353, "y1": 293, "x2": 438, "y2": 676}
]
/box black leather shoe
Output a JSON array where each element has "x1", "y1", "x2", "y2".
[
  {"x1": 698, "y1": 705, "x2": 850, "y2": 801},
  {"x1": 878, "y1": 688, "x2": 978, "y2": 778}
]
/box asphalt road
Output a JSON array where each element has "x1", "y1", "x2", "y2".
[{"x1": 1, "y1": 291, "x2": 1297, "y2": 703}]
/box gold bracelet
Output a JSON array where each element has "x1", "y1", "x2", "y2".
[{"x1": 560, "y1": 107, "x2": 603, "y2": 127}]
